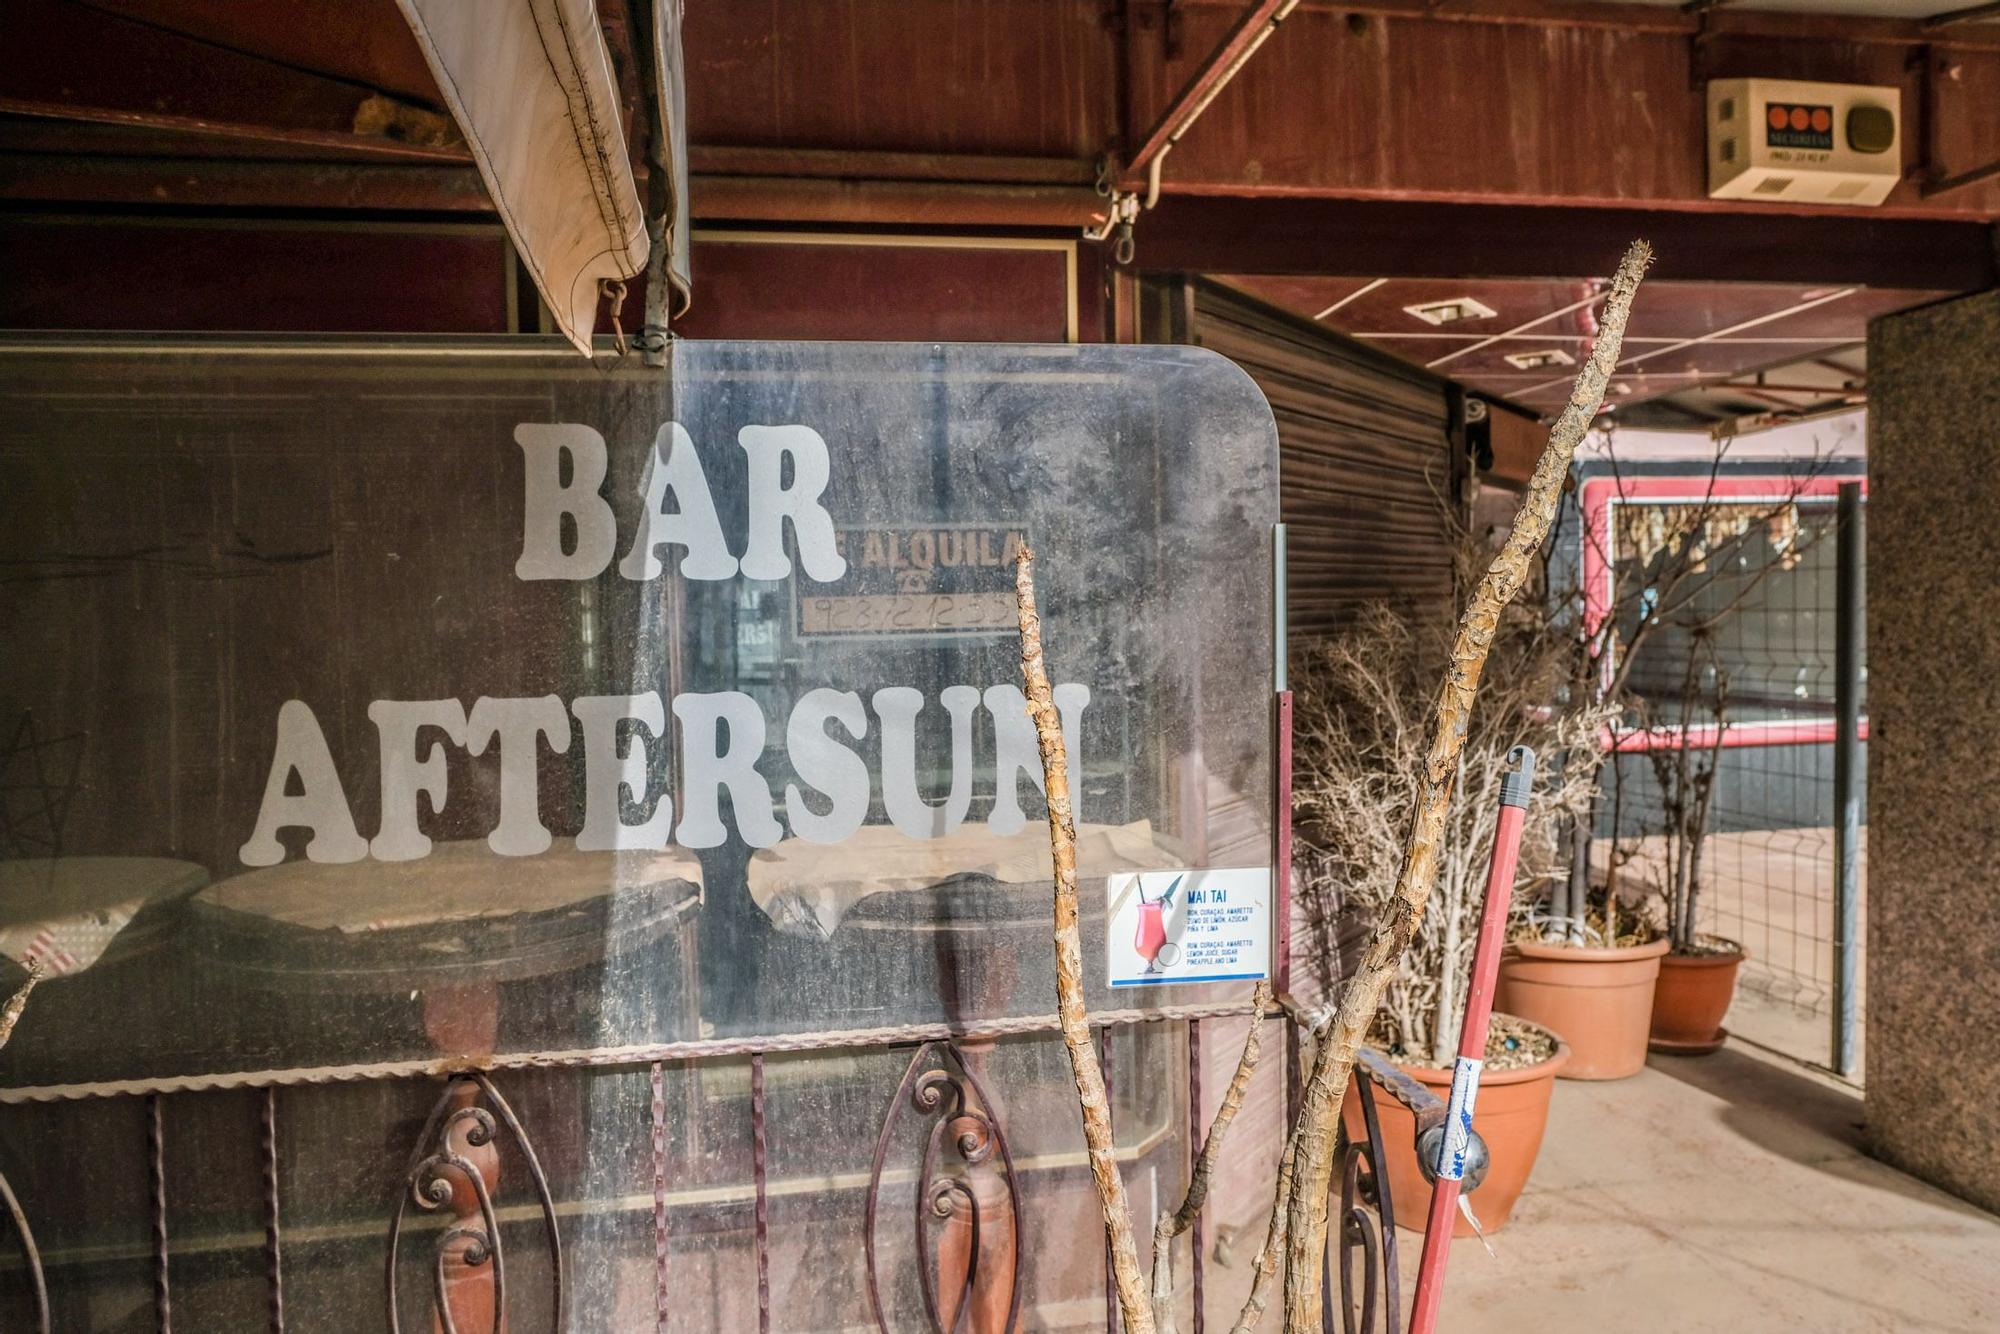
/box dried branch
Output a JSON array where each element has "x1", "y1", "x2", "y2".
[
  {"x1": 1015, "y1": 545, "x2": 1154, "y2": 1334},
  {"x1": 1279, "y1": 240, "x2": 1652, "y2": 1331},
  {"x1": 1228, "y1": 1063, "x2": 1306, "y2": 1334},
  {"x1": 1150, "y1": 981, "x2": 1272, "y2": 1334},
  {"x1": 1293, "y1": 599, "x2": 1603, "y2": 1061},
  {"x1": 1561, "y1": 459, "x2": 1834, "y2": 943},
  {"x1": 1639, "y1": 630, "x2": 1730, "y2": 950}
]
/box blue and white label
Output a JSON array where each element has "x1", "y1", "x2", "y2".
[
  {"x1": 1105, "y1": 867, "x2": 1270, "y2": 987},
  {"x1": 1436, "y1": 1056, "x2": 1484, "y2": 1182}
]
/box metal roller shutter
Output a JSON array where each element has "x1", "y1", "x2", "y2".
[{"x1": 1189, "y1": 280, "x2": 1456, "y2": 639}]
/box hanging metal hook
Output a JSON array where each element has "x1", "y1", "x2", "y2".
[
  {"x1": 599, "y1": 278, "x2": 630, "y2": 358},
  {"x1": 1084, "y1": 155, "x2": 1144, "y2": 265}
]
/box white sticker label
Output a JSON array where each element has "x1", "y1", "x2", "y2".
[
  {"x1": 1438, "y1": 1055, "x2": 1484, "y2": 1182},
  {"x1": 1105, "y1": 867, "x2": 1271, "y2": 987}
]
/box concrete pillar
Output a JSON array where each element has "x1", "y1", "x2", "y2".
[{"x1": 1865, "y1": 287, "x2": 2000, "y2": 1212}]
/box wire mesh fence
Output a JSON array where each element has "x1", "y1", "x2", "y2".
[{"x1": 1597, "y1": 492, "x2": 1864, "y2": 1073}]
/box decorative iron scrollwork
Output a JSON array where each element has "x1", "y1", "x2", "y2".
[
  {"x1": 387, "y1": 1073, "x2": 562, "y2": 1334},
  {"x1": 0, "y1": 1166, "x2": 50, "y2": 1334},
  {"x1": 1328, "y1": 1065, "x2": 1408, "y2": 1334},
  {"x1": 865, "y1": 1041, "x2": 1024, "y2": 1334}
]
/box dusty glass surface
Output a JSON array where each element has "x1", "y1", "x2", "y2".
[{"x1": 0, "y1": 337, "x2": 1279, "y2": 1089}]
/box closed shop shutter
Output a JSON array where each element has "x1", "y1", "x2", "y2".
[
  {"x1": 1190, "y1": 280, "x2": 1456, "y2": 639},
  {"x1": 1171, "y1": 282, "x2": 1459, "y2": 1236}
]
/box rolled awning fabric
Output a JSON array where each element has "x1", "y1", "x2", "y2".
[
  {"x1": 649, "y1": 0, "x2": 692, "y2": 316},
  {"x1": 393, "y1": 0, "x2": 650, "y2": 353}
]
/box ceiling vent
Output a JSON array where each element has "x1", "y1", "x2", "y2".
[
  {"x1": 1707, "y1": 78, "x2": 1900, "y2": 207},
  {"x1": 1503, "y1": 349, "x2": 1576, "y2": 371},
  {"x1": 1403, "y1": 297, "x2": 1497, "y2": 326}
]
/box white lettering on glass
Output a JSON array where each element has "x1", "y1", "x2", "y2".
[
  {"x1": 514, "y1": 423, "x2": 617, "y2": 580},
  {"x1": 873, "y1": 685, "x2": 979, "y2": 839},
  {"x1": 236, "y1": 415, "x2": 1113, "y2": 868},
  {"x1": 737, "y1": 424, "x2": 847, "y2": 582},
  {"x1": 238, "y1": 700, "x2": 368, "y2": 866},
  {"x1": 982, "y1": 683, "x2": 1091, "y2": 836},
  {"x1": 783, "y1": 688, "x2": 870, "y2": 844},
  {"x1": 572, "y1": 694, "x2": 675, "y2": 851},
  {"x1": 368, "y1": 699, "x2": 469, "y2": 862},
  {"x1": 465, "y1": 695, "x2": 571, "y2": 856},
  {"x1": 237, "y1": 683, "x2": 1099, "y2": 865},
  {"x1": 618, "y1": 422, "x2": 739, "y2": 582},
  {"x1": 672, "y1": 692, "x2": 784, "y2": 850}
]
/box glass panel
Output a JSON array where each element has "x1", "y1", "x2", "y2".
[
  {"x1": 2, "y1": 1097, "x2": 152, "y2": 1328},
  {"x1": 0, "y1": 337, "x2": 1278, "y2": 1086}
]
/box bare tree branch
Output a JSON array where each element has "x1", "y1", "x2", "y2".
[
  {"x1": 1015, "y1": 545, "x2": 1154, "y2": 1334},
  {"x1": 1279, "y1": 239, "x2": 1652, "y2": 1331},
  {"x1": 1293, "y1": 600, "x2": 1602, "y2": 1057},
  {"x1": 1150, "y1": 981, "x2": 1272, "y2": 1334},
  {"x1": 1227, "y1": 1034, "x2": 1316, "y2": 1334}
]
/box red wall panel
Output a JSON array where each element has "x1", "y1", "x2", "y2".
[
  {"x1": 1132, "y1": 4, "x2": 2000, "y2": 218},
  {"x1": 683, "y1": 0, "x2": 1115, "y2": 160},
  {"x1": 670, "y1": 236, "x2": 1077, "y2": 343},
  {"x1": 0, "y1": 217, "x2": 511, "y2": 333}
]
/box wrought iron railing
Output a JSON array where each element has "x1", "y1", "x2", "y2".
[{"x1": 0, "y1": 1019, "x2": 1450, "y2": 1333}]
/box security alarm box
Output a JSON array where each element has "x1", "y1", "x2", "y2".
[{"x1": 1707, "y1": 78, "x2": 1900, "y2": 206}]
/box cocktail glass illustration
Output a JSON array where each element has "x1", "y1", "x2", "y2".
[{"x1": 1134, "y1": 874, "x2": 1183, "y2": 974}]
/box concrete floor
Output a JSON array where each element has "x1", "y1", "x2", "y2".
[
  {"x1": 1608, "y1": 826, "x2": 1866, "y2": 1063},
  {"x1": 1411, "y1": 1043, "x2": 2000, "y2": 1332},
  {"x1": 1721, "y1": 983, "x2": 1850, "y2": 1073}
]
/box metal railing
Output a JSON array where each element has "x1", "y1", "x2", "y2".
[{"x1": 0, "y1": 1013, "x2": 1445, "y2": 1333}]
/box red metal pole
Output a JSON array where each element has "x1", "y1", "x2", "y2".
[
  {"x1": 1273, "y1": 524, "x2": 1298, "y2": 1126},
  {"x1": 1407, "y1": 747, "x2": 1535, "y2": 1334}
]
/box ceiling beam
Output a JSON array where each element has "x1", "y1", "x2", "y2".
[
  {"x1": 1924, "y1": 155, "x2": 2000, "y2": 199},
  {"x1": 0, "y1": 97, "x2": 467, "y2": 164},
  {"x1": 1715, "y1": 381, "x2": 1863, "y2": 396},
  {"x1": 1122, "y1": 0, "x2": 1300, "y2": 188},
  {"x1": 689, "y1": 146, "x2": 1096, "y2": 187},
  {"x1": 1135, "y1": 196, "x2": 2000, "y2": 291},
  {"x1": 1923, "y1": 2, "x2": 2000, "y2": 31},
  {"x1": 0, "y1": 153, "x2": 490, "y2": 211},
  {"x1": 690, "y1": 174, "x2": 1105, "y2": 228},
  {"x1": 66, "y1": 0, "x2": 440, "y2": 103},
  {"x1": 1288, "y1": 0, "x2": 2000, "y2": 48}
]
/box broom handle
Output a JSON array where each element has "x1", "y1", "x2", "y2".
[{"x1": 1408, "y1": 746, "x2": 1536, "y2": 1334}]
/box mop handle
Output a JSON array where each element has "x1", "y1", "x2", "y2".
[{"x1": 1408, "y1": 745, "x2": 1536, "y2": 1334}]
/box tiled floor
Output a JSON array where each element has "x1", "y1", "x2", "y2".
[
  {"x1": 1601, "y1": 826, "x2": 1867, "y2": 1069},
  {"x1": 1397, "y1": 1043, "x2": 1999, "y2": 1332}
]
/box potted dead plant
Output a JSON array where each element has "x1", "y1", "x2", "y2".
[
  {"x1": 1292, "y1": 593, "x2": 1604, "y2": 1235},
  {"x1": 1622, "y1": 628, "x2": 1747, "y2": 1053}
]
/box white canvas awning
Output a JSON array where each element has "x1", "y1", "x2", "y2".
[
  {"x1": 392, "y1": 0, "x2": 667, "y2": 353},
  {"x1": 649, "y1": 0, "x2": 692, "y2": 316}
]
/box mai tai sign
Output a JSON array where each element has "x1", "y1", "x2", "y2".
[{"x1": 0, "y1": 338, "x2": 1278, "y2": 1090}]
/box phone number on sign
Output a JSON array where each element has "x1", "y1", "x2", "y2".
[{"x1": 798, "y1": 591, "x2": 1017, "y2": 636}]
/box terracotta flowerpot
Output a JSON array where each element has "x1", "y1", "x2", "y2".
[
  {"x1": 1649, "y1": 942, "x2": 1746, "y2": 1054},
  {"x1": 1341, "y1": 1031, "x2": 1568, "y2": 1238},
  {"x1": 1495, "y1": 938, "x2": 1669, "y2": 1080}
]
